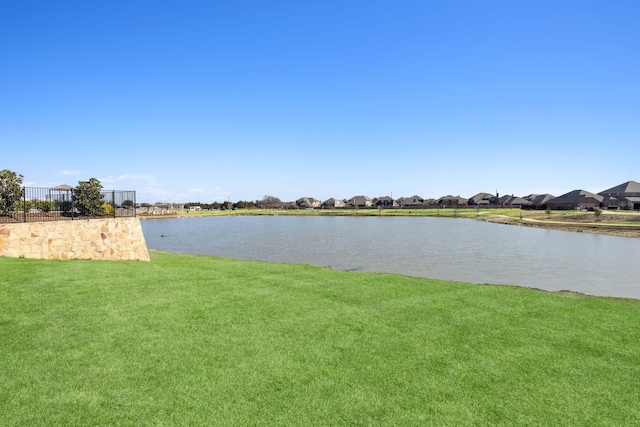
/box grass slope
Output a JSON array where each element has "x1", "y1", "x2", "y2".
[{"x1": 1, "y1": 251, "x2": 639, "y2": 425}]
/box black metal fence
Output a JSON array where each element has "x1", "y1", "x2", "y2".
[{"x1": 0, "y1": 187, "x2": 136, "y2": 223}]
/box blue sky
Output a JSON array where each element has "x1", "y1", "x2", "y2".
[{"x1": 2, "y1": 1, "x2": 639, "y2": 203}]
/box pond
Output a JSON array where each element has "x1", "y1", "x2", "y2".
[{"x1": 141, "y1": 216, "x2": 640, "y2": 299}]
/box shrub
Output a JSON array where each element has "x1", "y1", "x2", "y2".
[
  {"x1": 73, "y1": 178, "x2": 104, "y2": 216},
  {"x1": 16, "y1": 200, "x2": 33, "y2": 212},
  {"x1": 0, "y1": 169, "x2": 24, "y2": 215},
  {"x1": 102, "y1": 203, "x2": 115, "y2": 216},
  {"x1": 594, "y1": 207, "x2": 603, "y2": 222},
  {"x1": 58, "y1": 201, "x2": 73, "y2": 214},
  {"x1": 36, "y1": 200, "x2": 55, "y2": 213}
]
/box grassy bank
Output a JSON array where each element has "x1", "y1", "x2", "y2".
[
  {"x1": 146, "y1": 207, "x2": 523, "y2": 218},
  {"x1": 1, "y1": 252, "x2": 639, "y2": 425}
]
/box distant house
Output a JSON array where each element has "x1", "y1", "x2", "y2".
[
  {"x1": 437, "y1": 195, "x2": 468, "y2": 207},
  {"x1": 321, "y1": 198, "x2": 347, "y2": 209},
  {"x1": 296, "y1": 197, "x2": 321, "y2": 209},
  {"x1": 497, "y1": 195, "x2": 532, "y2": 207},
  {"x1": 598, "y1": 180, "x2": 640, "y2": 210},
  {"x1": 601, "y1": 195, "x2": 627, "y2": 210},
  {"x1": 523, "y1": 194, "x2": 555, "y2": 209},
  {"x1": 397, "y1": 195, "x2": 424, "y2": 209},
  {"x1": 545, "y1": 190, "x2": 603, "y2": 210},
  {"x1": 468, "y1": 193, "x2": 495, "y2": 206},
  {"x1": 497, "y1": 195, "x2": 512, "y2": 205},
  {"x1": 372, "y1": 196, "x2": 397, "y2": 208},
  {"x1": 347, "y1": 195, "x2": 372, "y2": 209},
  {"x1": 50, "y1": 184, "x2": 74, "y2": 211}
]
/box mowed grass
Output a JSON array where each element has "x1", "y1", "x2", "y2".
[
  {"x1": 1, "y1": 252, "x2": 639, "y2": 425},
  {"x1": 174, "y1": 207, "x2": 520, "y2": 218}
]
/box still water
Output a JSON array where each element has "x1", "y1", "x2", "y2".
[{"x1": 142, "y1": 216, "x2": 640, "y2": 299}]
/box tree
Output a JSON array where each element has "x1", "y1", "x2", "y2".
[
  {"x1": 122, "y1": 199, "x2": 134, "y2": 209},
  {"x1": 73, "y1": 178, "x2": 105, "y2": 216},
  {"x1": 257, "y1": 195, "x2": 282, "y2": 209},
  {"x1": 0, "y1": 169, "x2": 24, "y2": 215}
]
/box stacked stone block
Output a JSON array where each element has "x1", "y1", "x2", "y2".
[{"x1": 0, "y1": 217, "x2": 150, "y2": 261}]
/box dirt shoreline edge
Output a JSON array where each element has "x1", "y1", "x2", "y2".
[{"x1": 485, "y1": 217, "x2": 640, "y2": 238}]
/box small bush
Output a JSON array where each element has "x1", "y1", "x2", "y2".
[
  {"x1": 16, "y1": 200, "x2": 33, "y2": 212},
  {"x1": 37, "y1": 200, "x2": 55, "y2": 213},
  {"x1": 102, "y1": 203, "x2": 115, "y2": 216},
  {"x1": 594, "y1": 207, "x2": 603, "y2": 222}
]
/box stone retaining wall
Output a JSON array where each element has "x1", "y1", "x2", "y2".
[{"x1": 0, "y1": 217, "x2": 150, "y2": 261}]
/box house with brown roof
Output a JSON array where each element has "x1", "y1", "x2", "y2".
[{"x1": 545, "y1": 190, "x2": 603, "y2": 210}]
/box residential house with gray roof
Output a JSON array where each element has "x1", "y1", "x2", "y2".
[
  {"x1": 468, "y1": 193, "x2": 495, "y2": 206},
  {"x1": 347, "y1": 195, "x2": 372, "y2": 208},
  {"x1": 437, "y1": 195, "x2": 468, "y2": 207},
  {"x1": 397, "y1": 195, "x2": 424, "y2": 208},
  {"x1": 545, "y1": 190, "x2": 603, "y2": 210},
  {"x1": 598, "y1": 180, "x2": 640, "y2": 210},
  {"x1": 321, "y1": 198, "x2": 347, "y2": 209},
  {"x1": 296, "y1": 197, "x2": 321, "y2": 209},
  {"x1": 498, "y1": 195, "x2": 532, "y2": 207},
  {"x1": 601, "y1": 195, "x2": 628, "y2": 210},
  {"x1": 372, "y1": 196, "x2": 397, "y2": 208},
  {"x1": 523, "y1": 194, "x2": 555, "y2": 209}
]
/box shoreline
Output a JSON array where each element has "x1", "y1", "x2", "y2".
[
  {"x1": 138, "y1": 209, "x2": 640, "y2": 238},
  {"x1": 484, "y1": 217, "x2": 640, "y2": 238}
]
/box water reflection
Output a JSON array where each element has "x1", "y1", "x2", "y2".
[{"x1": 142, "y1": 216, "x2": 640, "y2": 299}]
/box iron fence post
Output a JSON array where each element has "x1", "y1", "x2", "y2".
[{"x1": 22, "y1": 187, "x2": 27, "y2": 222}]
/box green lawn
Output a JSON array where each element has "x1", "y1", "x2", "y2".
[
  {"x1": 174, "y1": 207, "x2": 522, "y2": 218},
  {"x1": 1, "y1": 251, "x2": 639, "y2": 425}
]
